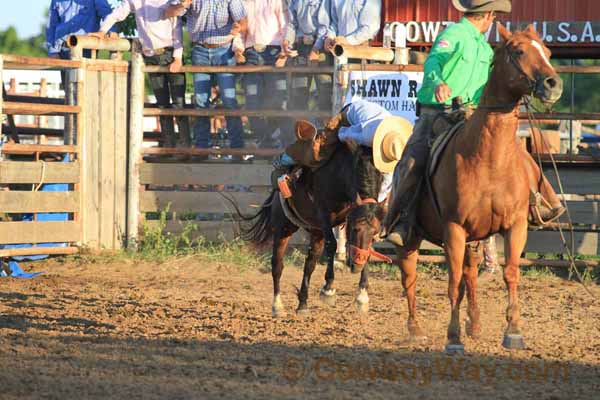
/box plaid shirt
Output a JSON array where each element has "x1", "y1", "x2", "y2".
[{"x1": 185, "y1": 0, "x2": 247, "y2": 45}]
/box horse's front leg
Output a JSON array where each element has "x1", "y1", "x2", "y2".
[
  {"x1": 318, "y1": 212, "x2": 338, "y2": 307},
  {"x1": 502, "y1": 220, "x2": 528, "y2": 349},
  {"x1": 397, "y1": 238, "x2": 427, "y2": 342},
  {"x1": 297, "y1": 231, "x2": 325, "y2": 315},
  {"x1": 444, "y1": 222, "x2": 467, "y2": 354},
  {"x1": 354, "y1": 265, "x2": 370, "y2": 315},
  {"x1": 464, "y1": 241, "x2": 483, "y2": 339}
]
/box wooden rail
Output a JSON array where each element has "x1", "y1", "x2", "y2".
[
  {"x1": 143, "y1": 65, "x2": 334, "y2": 74},
  {"x1": 3, "y1": 101, "x2": 81, "y2": 115},
  {"x1": 1, "y1": 144, "x2": 79, "y2": 155},
  {"x1": 143, "y1": 108, "x2": 330, "y2": 118}
]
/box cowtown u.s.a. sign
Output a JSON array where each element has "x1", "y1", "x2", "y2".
[
  {"x1": 345, "y1": 71, "x2": 424, "y2": 125},
  {"x1": 384, "y1": 21, "x2": 600, "y2": 45}
]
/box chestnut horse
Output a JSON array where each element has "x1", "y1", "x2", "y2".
[
  {"x1": 239, "y1": 143, "x2": 389, "y2": 317},
  {"x1": 392, "y1": 25, "x2": 563, "y2": 353}
]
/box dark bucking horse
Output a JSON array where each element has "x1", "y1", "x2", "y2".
[
  {"x1": 239, "y1": 131, "x2": 391, "y2": 317},
  {"x1": 391, "y1": 24, "x2": 564, "y2": 353}
]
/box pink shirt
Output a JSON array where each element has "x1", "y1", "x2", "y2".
[
  {"x1": 243, "y1": 0, "x2": 289, "y2": 48},
  {"x1": 100, "y1": 0, "x2": 183, "y2": 58}
]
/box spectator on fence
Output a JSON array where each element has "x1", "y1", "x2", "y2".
[
  {"x1": 91, "y1": 0, "x2": 191, "y2": 148},
  {"x1": 319, "y1": 0, "x2": 381, "y2": 54},
  {"x1": 46, "y1": 0, "x2": 114, "y2": 60},
  {"x1": 287, "y1": 0, "x2": 333, "y2": 114},
  {"x1": 165, "y1": 0, "x2": 247, "y2": 157},
  {"x1": 242, "y1": 0, "x2": 293, "y2": 148}
]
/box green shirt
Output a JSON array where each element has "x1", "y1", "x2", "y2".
[{"x1": 417, "y1": 17, "x2": 494, "y2": 106}]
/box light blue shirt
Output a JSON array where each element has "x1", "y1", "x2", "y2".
[
  {"x1": 319, "y1": 0, "x2": 381, "y2": 45},
  {"x1": 286, "y1": 0, "x2": 324, "y2": 48},
  {"x1": 338, "y1": 99, "x2": 390, "y2": 146},
  {"x1": 46, "y1": 0, "x2": 114, "y2": 55}
]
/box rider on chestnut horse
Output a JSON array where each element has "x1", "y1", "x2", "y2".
[{"x1": 383, "y1": 0, "x2": 565, "y2": 248}]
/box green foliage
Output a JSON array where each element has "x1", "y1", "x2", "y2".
[
  {"x1": 137, "y1": 205, "x2": 199, "y2": 262},
  {"x1": 0, "y1": 26, "x2": 46, "y2": 57}
]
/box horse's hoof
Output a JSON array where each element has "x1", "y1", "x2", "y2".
[
  {"x1": 465, "y1": 320, "x2": 480, "y2": 339},
  {"x1": 354, "y1": 289, "x2": 369, "y2": 315},
  {"x1": 296, "y1": 305, "x2": 310, "y2": 316},
  {"x1": 354, "y1": 300, "x2": 369, "y2": 315},
  {"x1": 272, "y1": 295, "x2": 285, "y2": 318},
  {"x1": 319, "y1": 288, "x2": 337, "y2": 307},
  {"x1": 272, "y1": 307, "x2": 285, "y2": 318},
  {"x1": 502, "y1": 334, "x2": 526, "y2": 350},
  {"x1": 445, "y1": 343, "x2": 465, "y2": 356}
]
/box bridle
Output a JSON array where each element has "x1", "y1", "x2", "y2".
[
  {"x1": 478, "y1": 43, "x2": 538, "y2": 112},
  {"x1": 346, "y1": 194, "x2": 393, "y2": 266},
  {"x1": 505, "y1": 44, "x2": 538, "y2": 94}
]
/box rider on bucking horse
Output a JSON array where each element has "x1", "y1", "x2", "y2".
[
  {"x1": 272, "y1": 99, "x2": 413, "y2": 200},
  {"x1": 383, "y1": 0, "x2": 566, "y2": 247}
]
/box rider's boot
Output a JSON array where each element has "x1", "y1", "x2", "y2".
[
  {"x1": 272, "y1": 153, "x2": 295, "y2": 197},
  {"x1": 528, "y1": 190, "x2": 566, "y2": 228}
]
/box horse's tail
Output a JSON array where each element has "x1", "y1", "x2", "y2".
[{"x1": 221, "y1": 191, "x2": 276, "y2": 246}]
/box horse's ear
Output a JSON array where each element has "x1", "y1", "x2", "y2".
[
  {"x1": 294, "y1": 120, "x2": 317, "y2": 141},
  {"x1": 525, "y1": 24, "x2": 537, "y2": 36},
  {"x1": 496, "y1": 23, "x2": 512, "y2": 42}
]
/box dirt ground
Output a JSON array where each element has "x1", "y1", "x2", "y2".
[{"x1": 0, "y1": 254, "x2": 599, "y2": 400}]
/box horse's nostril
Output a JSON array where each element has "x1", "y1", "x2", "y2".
[{"x1": 545, "y1": 77, "x2": 557, "y2": 89}]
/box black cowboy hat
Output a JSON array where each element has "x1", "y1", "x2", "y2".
[{"x1": 452, "y1": 0, "x2": 512, "y2": 13}]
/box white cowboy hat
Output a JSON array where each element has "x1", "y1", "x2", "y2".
[{"x1": 372, "y1": 116, "x2": 413, "y2": 173}]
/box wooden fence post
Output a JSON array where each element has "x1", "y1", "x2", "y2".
[
  {"x1": 127, "y1": 41, "x2": 145, "y2": 249},
  {"x1": 333, "y1": 54, "x2": 349, "y2": 259}
]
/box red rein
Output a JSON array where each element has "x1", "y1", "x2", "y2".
[{"x1": 347, "y1": 244, "x2": 393, "y2": 265}]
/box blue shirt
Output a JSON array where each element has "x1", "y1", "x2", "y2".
[
  {"x1": 46, "y1": 0, "x2": 114, "y2": 55},
  {"x1": 319, "y1": 0, "x2": 381, "y2": 46},
  {"x1": 286, "y1": 0, "x2": 324, "y2": 48},
  {"x1": 185, "y1": 0, "x2": 247, "y2": 45},
  {"x1": 338, "y1": 99, "x2": 390, "y2": 146}
]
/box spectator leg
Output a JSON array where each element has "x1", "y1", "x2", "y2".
[
  {"x1": 168, "y1": 71, "x2": 191, "y2": 147},
  {"x1": 149, "y1": 72, "x2": 176, "y2": 148},
  {"x1": 192, "y1": 46, "x2": 211, "y2": 148}
]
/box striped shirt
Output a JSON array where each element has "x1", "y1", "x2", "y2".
[{"x1": 185, "y1": 0, "x2": 247, "y2": 45}]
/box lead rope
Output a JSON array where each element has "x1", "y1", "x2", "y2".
[{"x1": 523, "y1": 97, "x2": 596, "y2": 298}]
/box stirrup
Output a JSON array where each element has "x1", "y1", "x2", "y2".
[
  {"x1": 528, "y1": 191, "x2": 565, "y2": 228},
  {"x1": 278, "y1": 174, "x2": 293, "y2": 199}
]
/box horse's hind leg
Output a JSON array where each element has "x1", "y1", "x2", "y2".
[
  {"x1": 397, "y1": 240, "x2": 426, "y2": 341},
  {"x1": 444, "y1": 222, "x2": 467, "y2": 354},
  {"x1": 502, "y1": 221, "x2": 528, "y2": 350},
  {"x1": 272, "y1": 228, "x2": 294, "y2": 318},
  {"x1": 464, "y1": 241, "x2": 483, "y2": 339},
  {"x1": 297, "y1": 231, "x2": 325, "y2": 315}
]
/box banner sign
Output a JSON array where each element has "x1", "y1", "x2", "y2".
[
  {"x1": 345, "y1": 71, "x2": 424, "y2": 125},
  {"x1": 384, "y1": 21, "x2": 600, "y2": 46}
]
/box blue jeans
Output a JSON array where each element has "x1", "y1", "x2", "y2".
[
  {"x1": 192, "y1": 43, "x2": 244, "y2": 148},
  {"x1": 244, "y1": 46, "x2": 292, "y2": 146}
]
